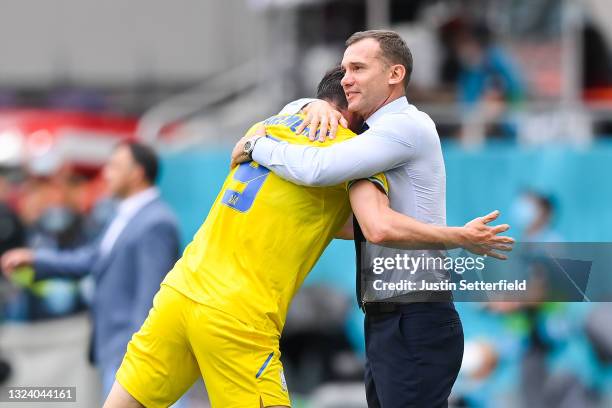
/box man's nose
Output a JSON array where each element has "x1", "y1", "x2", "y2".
[{"x1": 341, "y1": 72, "x2": 353, "y2": 87}]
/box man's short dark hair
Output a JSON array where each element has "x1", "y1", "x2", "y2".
[
  {"x1": 316, "y1": 66, "x2": 348, "y2": 110},
  {"x1": 346, "y1": 30, "x2": 413, "y2": 90},
  {"x1": 124, "y1": 142, "x2": 159, "y2": 184}
]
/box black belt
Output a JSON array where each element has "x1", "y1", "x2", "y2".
[
  {"x1": 363, "y1": 302, "x2": 403, "y2": 315},
  {"x1": 363, "y1": 291, "x2": 454, "y2": 316}
]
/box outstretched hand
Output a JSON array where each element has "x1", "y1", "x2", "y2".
[{"x1": 461, "y1": 210, "x2": 514, "y2": 260}]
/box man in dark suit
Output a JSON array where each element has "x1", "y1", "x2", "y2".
[{"x1": 1, "y1": 142, "x2": 180, "y2": 396}]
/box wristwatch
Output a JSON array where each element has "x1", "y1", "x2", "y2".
[{"x1": 243, "y1": 136, "x2": 263, "y2": 160}]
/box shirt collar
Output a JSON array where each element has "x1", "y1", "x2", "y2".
[
  {"x1": 364, "y1": 96, "x2": 409, "y2": 128},
  {"x1": 117, "y1": 187, "x2": 159, "y2": 216}
]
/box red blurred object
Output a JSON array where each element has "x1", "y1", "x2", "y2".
[
  {"x1": 0, "y1": 109, "x2": 138, "y2": 172},
  {"x1": 584, "y1": 87, "x2": 612, "y2": 105},
  {"x1": 0, "y1": 110, "x2": 138, "y2": 216}
]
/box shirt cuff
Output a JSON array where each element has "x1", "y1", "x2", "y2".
[{"x1": 252, "y1": 137, "x2": 279, "y2": 166}]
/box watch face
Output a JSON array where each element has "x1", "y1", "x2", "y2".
[{"x1": 244, "y1": 141, "x2": 252, "y2": 152}]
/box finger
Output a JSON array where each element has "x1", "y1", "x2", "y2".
[
  {"x1": 486, "y1": 251, "x2": 508, "y2": 260},
  {"x1": 481, "y1": 210, "x2": 500, "y2": 224},
  {"x1": 230, "y1": 150, "x2": 239, "y2": 169},
  {"x1": 302, "y1": 102, "x2": 312, "y2": 116},
  {"x1": 486, "y1": 243, "x2": 513, "y2": 252},
  {"x1": 231, "y1": 154, "x2": 246, "y2": 169},
  {"x1": 329, "y1": 118, "x2": 339, "y2": 140},
  {"x1": 3, "y1": 259, "x2": 15, "y2": 274},
  {"x1": 491, "y1": 224, "x2": 510, "y2": 234},
  {"x1": 492, "y1": 235, "x2": 515, "y2": 244},
  {"x1": 339, "y1": 115, "x2": 348, "y2": 129},
  {"x1": 297, "y1": 113, "x2": 312, "y2": 135},
  {"x1": 1, "y1": 257, "x2": 11, "y2": 272},
  {"x1": 465, "y1": 244, "x2": 487, "y2": 257},
  {"x1": 296, "y1": 118, "x2": 307, "y2": 135},
  {"x1": 308, "y1": 115, "x2": 320, "y2": 141},
  {"x1": 318, "y1": 115, "x2": 329, "y2": 142}
]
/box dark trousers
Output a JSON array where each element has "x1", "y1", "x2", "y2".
[{"x1": 364, "y1": 302, "x2": 464, "y2": 408}]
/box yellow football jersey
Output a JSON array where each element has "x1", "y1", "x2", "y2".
[{"x1": 163, "y1": 114, "x2": 387, "y2": 334}]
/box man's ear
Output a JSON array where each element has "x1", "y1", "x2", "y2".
[{"x1": 388, "y1": 64, "x2": 406, "y2": 86}]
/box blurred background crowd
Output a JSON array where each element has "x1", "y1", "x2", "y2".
[{"x1": 1, "y1": 0, "x2": 612, "y2": 407}]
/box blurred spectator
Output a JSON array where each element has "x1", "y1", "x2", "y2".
[
  {"x1": 505, "y1": 192, "x2": 601, "y2": 406},
  {"x1": 443, "y1": 20, "x2": 526, "y2": 144},
  {"x1": 518, "y1": 303, "x2": 601, "y2": 408},
  {"x1": 1, "y1": 142, "x2": 180, "y2": 398},
  {"x1": 455, "y1": 189, "x2": 607, "y2": 406},
  {"x1": 510, "y1": 191, "x2": 562, "y2": 242},
  {"x1": 3, "y1": 168, "x2": 90, "y2": 321},
  {"x1": 454, "y1": 190, "x2": 576, "y2": 406}
]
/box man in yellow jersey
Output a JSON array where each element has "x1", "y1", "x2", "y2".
[{"x1": 104, "y1": 67, "x2": 511, "y2": 408}]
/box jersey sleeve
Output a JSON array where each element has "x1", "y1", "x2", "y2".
[{"x1": 346, "y1": 172, "x2": 389, "y2": 195}]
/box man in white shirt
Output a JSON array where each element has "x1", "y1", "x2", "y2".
[
  {"x1": 1, "y1": 142, "x2": 180, "y2": 398},
  {"x1": 232, "y1": 30, "x2": 499, "y2": 407}
]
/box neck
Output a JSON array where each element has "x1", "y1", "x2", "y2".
[
  {"x1": 526, "y1": 217, "x2": 549, "y2": 237},
  {"x1": 123, "y1": 183, "x2": 152, "y2": 200},
  {"x1": 362, "y1": 88, "x2": 405, "y2": 120}
]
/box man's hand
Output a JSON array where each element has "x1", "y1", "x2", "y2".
[
  {"x1": 230, "y1": 124, "x2": 266, "y2": 169},
  {"x1": 295, "y1": 100, "x2": 348, "y2": 142},
  {"x1": 459, "y1": 210, "x2": 514, "y2": 260},
  {"x1": 1, "y1": 248, "x2": 34, "y2": 277}
]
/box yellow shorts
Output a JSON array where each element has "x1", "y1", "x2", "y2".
[{"x1": 116, "y1": 285, "x2": 290, "y2": 408}]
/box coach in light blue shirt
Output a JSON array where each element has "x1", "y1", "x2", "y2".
[{"x1": 234, "y1": 30, "x2": 463, "y2": 408}]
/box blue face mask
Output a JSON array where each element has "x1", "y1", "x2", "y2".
[{"x1": 510, "y1": 196, "x2": 538, "y2": 232}]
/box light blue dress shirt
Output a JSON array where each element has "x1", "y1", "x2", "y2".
[{"x1": 253, "y1": 95, "x2": 446, "y2": 226}]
